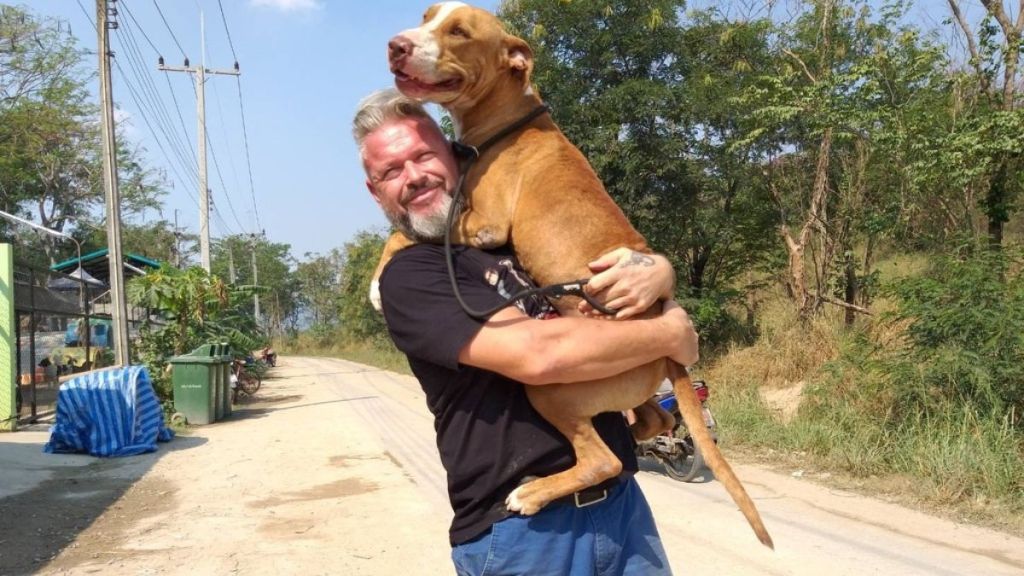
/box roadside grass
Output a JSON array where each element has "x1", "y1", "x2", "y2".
[
  {"x1": 279, "y1": 334, "x2": 411, "y2": 375},
  {"x1": 706, "y1": 282, "x2": 1024, "y2": 536}
]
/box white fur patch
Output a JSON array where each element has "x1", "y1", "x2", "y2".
[
  {"x1": 369, "y1": 280, "x2": 383, "y2": 313},
  {"x1": 424, "y1": 2, "x2": 467, "y2": 32},
  {"x1": 505, "y1": 485, "x2": 526, "y2": 512},
  {"x1": 398, "y1": 2, "x2": 468, "y2": 83}
]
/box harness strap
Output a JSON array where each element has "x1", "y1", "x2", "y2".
[{"x1": 443, "y1": 103, "x2": 616, "y2": 320}]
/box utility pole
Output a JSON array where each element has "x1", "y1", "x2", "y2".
[
  {"x1": 97, "y1": 0, "x2": 131, "y2": 366},
  {"x1": 249, "y1": 233, "x2": 260, "y2": 325},
  {"x1": 158, "y1": 10, "x2": 239, "y2": 272},
  {"x1": 172, "y1": 209, "x2": 181, "y2": 267},
  {"x1": 228, "y1": 245, "x2": 236, "y2": 284}
]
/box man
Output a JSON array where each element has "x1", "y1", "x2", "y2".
[{"x1": 353, "y1": 88, "x2": 698, "y2": 575}]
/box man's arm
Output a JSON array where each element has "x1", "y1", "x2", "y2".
[{"x1": 458, "y1": 300, "x2": 698, "y2": 385}]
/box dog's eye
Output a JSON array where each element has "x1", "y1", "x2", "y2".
[{"x1": 450, "y1": 25, "x2": 470, "y2": 38}]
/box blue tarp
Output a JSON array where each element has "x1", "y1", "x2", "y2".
[{"x1": 44, "y1": 365, "x2": 174, "y2": 457}]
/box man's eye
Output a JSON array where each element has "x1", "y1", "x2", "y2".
[
  {"x1": 380, "y1": 169, "x2": 400, "y2": 182},
  {"x1": 417, "y1": 152, "x2": 435, "y2": 162}
]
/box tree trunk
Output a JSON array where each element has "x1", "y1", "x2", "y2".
[{"x1": 986, "y1": 158, "x2": 1008, "y2": 249}]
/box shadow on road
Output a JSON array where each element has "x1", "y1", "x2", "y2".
[
  {"x1": 228, "y1": 395, "x2": 379, "y2": 421},
  {"x1": 0, "y1": 435, "x2": 207, "y2": 576}
]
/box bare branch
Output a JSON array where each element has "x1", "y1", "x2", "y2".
[
  {"x1": 812, "y1": 292, "x2": 873, "y2": 315},
  {"x1": 782, "y1": 48, "x2": 817, "y2": 83},
  {"x1": 948, "y1": 0, "x2": 993, "y2": 97}
]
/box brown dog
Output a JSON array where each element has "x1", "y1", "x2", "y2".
[{"x1": 380, "y1": 2, "x2": 773, "y2": 548}]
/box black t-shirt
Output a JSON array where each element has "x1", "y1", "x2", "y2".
[{"x1": 379, "y1": 243, "x2": 638, "y2": 545}]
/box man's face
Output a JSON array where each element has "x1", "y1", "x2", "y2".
[{"x1": 363, "y1": 116, "x2": 460, "y2": 242}]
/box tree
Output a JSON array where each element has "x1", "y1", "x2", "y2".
[
  {"x1": 0, "y1": 6, "x2": 167, "y2": 264},
  {"x1": 337, "y1": 230, "x2": 389, "y2": 344},
  {"x1": 211, "y1": 234, "x2": 300, "y2": 335},
  {"x1": 946, "y1": 0, "x2": 1024, "y2": 248},
  {"x1": 498, "y1": 0, "x2": 778, "y2": 343},
  {"x1": 734, "y1": 0, "x2": 953, "y2": 320},
  {"x1": 295, "y1": 249, "x2": 344, "y2": 330}
]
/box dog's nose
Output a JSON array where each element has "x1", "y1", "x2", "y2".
[{"x1": 388, "y1": 35, "x2": 413, "y2": 64}]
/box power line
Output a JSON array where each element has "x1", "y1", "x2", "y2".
[
  {"x1": 151, "y1": 0, "x2": 187, "y2": 60},
  {"x1": 116, "y1": 14, "x2": 199, "y2": 179},
  {"x1": 211, "y1": 0, "x2": 261, "y2": 233},
  {"x1": 216, "y1": 0, "x2": 238, "y2": 63},
  {"x1": 206, "y1": 131, "x2": 247, "y2": 233},
  {"x1": 76, "y1": 0, "x2": 199, "y2": 208},
  {"x1": 235, "y1": 78, "x2": 262, "y2": 233},
  {"x1": 119, "y1": 0, "x2": 160, "y2": 54}
]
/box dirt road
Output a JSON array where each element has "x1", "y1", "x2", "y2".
[{"x1": 2, "y1": 356, "x2": 1023, "y2": 575}]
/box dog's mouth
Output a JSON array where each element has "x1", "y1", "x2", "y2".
[{"x1": 393, "y1": 70, "x2": 462, "y2": 94}]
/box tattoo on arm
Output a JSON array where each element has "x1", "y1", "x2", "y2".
[{"x1": 620, "y1": 252, "x2": 655, "y2": 268}]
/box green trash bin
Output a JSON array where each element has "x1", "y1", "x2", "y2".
[
  {"x1": 218, "y1": 343, "x2": 232, "y2": 418},
  {"x1": 210, "y1": 344, "x2": 226, "y2": 422},
  {"x1": 168, "y1": 344, "x2": 219, "y2": 425}
]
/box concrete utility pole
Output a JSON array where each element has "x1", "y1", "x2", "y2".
[
  {"x1": 172, "y1": 209, "x2": 181, "y2": 267},
  {"x1": 158, "y1": 11, "x2": 239, "y2": 272},
  {"x1": 249, "y1": 234, "x2": 260, "y2": 325},
  {"x1": 97, "y1": 0, "x2": 131, "y2": 366}
]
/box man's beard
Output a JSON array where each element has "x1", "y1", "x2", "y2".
[{"x1": 384, "y1": 189, "x2": 457, "y2": 243}]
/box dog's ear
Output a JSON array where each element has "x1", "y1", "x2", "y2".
[{"x1": 504, "y1": 34, "x2": 533, "y2": 79}]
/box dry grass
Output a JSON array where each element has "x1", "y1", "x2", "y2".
[{"x1": 706, "y1": 290, "x2": 843, "y2": 393}]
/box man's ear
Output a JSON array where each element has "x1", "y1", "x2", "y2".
[{"x1": 505, "y1": 35, "x2": 533, "y2": 79}]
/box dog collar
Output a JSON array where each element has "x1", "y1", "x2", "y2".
[{"x1": 451, "y1": 103, "x2": 550, "y2": 168}]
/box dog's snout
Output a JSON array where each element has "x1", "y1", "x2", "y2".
[{"x1": 388, "y1": 35, "x2": 413, "y2": 64}]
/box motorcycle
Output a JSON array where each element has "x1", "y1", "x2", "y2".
[
  {"x1": 260, "y1": 346, "x2": 277, "y2": 367},
  {"x1": 634, "y1": 379, "x2": 717, "y2": 482}
]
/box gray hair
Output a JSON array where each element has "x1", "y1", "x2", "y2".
[{"x1": 352, "y1": 88, "x2": 433, "y2": 153}]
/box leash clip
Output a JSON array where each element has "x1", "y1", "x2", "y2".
[{"x1": 451, "y1": 141, "x2": 480, "y2": 161}]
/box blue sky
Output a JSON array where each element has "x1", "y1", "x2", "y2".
[
  {"x1": 25, "y1": 0, "x2": 984, "y2": 260},
  {"x1": 28, "y1": 0, "x2": 500, "y2": 260}
]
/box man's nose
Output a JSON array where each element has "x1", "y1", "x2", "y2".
[{"x1": 404, "y1": 161, "x2": 427, "y2": 184}]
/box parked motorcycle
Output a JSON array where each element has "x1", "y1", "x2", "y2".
[{"x1": 634, "y1": 379, "x2": 717, "y2": 482}]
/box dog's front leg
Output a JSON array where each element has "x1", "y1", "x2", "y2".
[{"x1": 454, "y1": 209, "x2": 511, "y2": 249}]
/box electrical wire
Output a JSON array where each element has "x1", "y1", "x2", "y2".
[
  {"x1": 151, "y1": 0, "x2": 187, "y2": 60},
  {"x1": 212, "y1": 0, "x2": 262, "y2": 233},
  {"x1": 116, "y1": 13, "x2": 200, "y2": 178},
  {"x1": 216, "y1": 0, "x2": 238, "y2": 63},
  {"x1": 75, "y1": 0, "x2": 200, "y2": 209}
]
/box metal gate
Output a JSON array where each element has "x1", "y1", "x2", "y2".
[{"x1": 13, "y1": 263, "x2": 97, "y2": 423}]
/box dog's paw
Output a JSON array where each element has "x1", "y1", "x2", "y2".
[
  {"x1": 505, "y1": 485, "x2": 542, "y2": 516},
  {"x1": 473, "y1": 227, "x2": 502, "y2": 249},
  {"x1": 368, "y1": 280, "x2": 383, "y2": 313}
]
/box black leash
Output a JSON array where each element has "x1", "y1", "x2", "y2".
[{"x1": 443, "y1": 104, "x2": 616, "y2": 320}]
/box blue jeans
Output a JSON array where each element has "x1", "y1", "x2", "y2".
[{"x1": 451, "y1": 477, "x2": 673, "y2": 576}]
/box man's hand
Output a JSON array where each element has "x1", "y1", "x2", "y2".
[
  {"x1": 659, "y1": 300, "x2": 699, "y2": 367},
  {"x1": 579, "y1": 248, "x2": 675, "y2": 319}
]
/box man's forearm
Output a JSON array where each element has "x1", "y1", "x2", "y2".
[
  {"x1": 521, "y1": 314, "x2": 685, "y2": 385},
  {"x1": 459, "y1": 304, "x2": 696, "y2": 385}
]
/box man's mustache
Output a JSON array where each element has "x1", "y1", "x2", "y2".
[{"x1": 401, "y1": 177, "x2": 446, "y2": 206}]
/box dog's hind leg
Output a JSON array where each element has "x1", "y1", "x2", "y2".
[
  {"x1": 630, "y1": 398, "x2": 676, "y2": 442},
  {"x1": 505, "y1": 412, "x2": 622, "y2": 516}
]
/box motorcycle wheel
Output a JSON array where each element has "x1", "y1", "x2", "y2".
[
  {"x1": 662, "y1": 434, "x2": 706, "y2": 482},
  {"x1": 239, "y1": 371, "x2": 261, "y2": 395}
]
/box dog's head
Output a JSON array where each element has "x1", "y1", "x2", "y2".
[{"x1": 388, "y1": 2, "x2": 533, "y2": 109}]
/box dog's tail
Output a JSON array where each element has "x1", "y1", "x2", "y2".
[{"x1": 669, "y1": 362, "x2": 774, "y2": 549}]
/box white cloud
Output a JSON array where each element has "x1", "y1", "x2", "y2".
[{"x1": 249, "y1": 0, "x2": 322, "y2": 12}]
